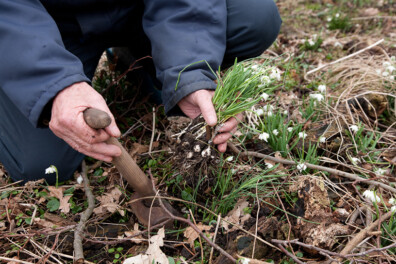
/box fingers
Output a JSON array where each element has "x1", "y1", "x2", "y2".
[
  {"x1": 50, "y1": 82, "x2": 122, "y2": 161},
  {"x1": 213, "y1": 113, "x2": 243, "y2": 152},
  {"x1": 195, "y1": 90, "x2": 217, "y2": 126}
]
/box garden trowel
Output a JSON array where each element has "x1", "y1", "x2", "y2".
[{"x1": 83, "y1": 108, "x2": 176, "y2": 227}]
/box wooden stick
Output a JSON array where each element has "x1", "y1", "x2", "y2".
[
  {"x1": 73, "y1": 161, "x2": 95, "y2": 262},
  {"x1": 228, "y1": 143, "x2": 396, "y2": 193}
]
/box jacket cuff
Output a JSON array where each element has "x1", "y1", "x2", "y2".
[{"x1": 30, "y1": 74, "x2": 90, "y2": 127}]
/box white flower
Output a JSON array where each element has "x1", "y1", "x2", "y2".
[
  {"x1": 269, "y1": 67, "x2": 281, "y2": 81},
  {"x1": 363, "y1": 190, "x2": 381, "y2": 203},
  {"x1": 263, "y1": 104, "x2": 274, "y2": 113},
  {"x1": 261, "y1": 92, "x2": 269, "y2": 101},
  {"x1": 267, "y1": 111, "x2": 273, "y2": 117},
  {"x1": 389, "y1": 198, "x2": 396, "y2": 205},
  {"x1": 258, "y1": 132, "x2": 270, "y2": 142},
  {"x1": 386, "y1": 65, "x2": 395, "y2": 73},
  {"x1": 351, "y1": 157, "x2": 360, "y2": 165},
  {"x1": 376, "y1": 69, "x2": 382, "y2": 75},
  {"x1": 45, "y1": 165, "x2": 56, "y2": 174},
  {"x1": 383, "y1": 61, "x2": 391, "y2": 67},
  {"x1": 261, "y1": 75, "x2": 271, "y2": 85},
  {"x1": 287, "y1": 127, "x2": 293, "y2": 132},
  {"x1": 327, "y1": 17, "x2": 332, "y2": 22},
  {"x1": 241, "y1": 258, "x2": 250, "y2": 264},
  {"x1": 335, "y1": 13, "x2": 340, "y2": 18},
  {"x1": 318, "y1": 84, "x2": 327, "y2": 93},
  {"x1": 77, "y1": 175, "x2": 83, "y2": 184},
  {"x1": 297, "y1": 163, "x2": 307, "y2": 172},
  {"x1": 298, "y1": 131, "x2": 307, "y2": 139},
  {"x1": 265, "y1": 163, "x2": 274, "y2": 169},
  {"x1": 310, "y1": 93, "x2": 324, "y2": 102},
  {"x1": 382, "y1": 71, "x2": 389, "y2": 77},
  {"x1": 319, "y1": 136, "x2": 326, "y2": 143},
  {"x1": 349, "y1": 125, "x2": 359, "y2": 133},
  {"x1": 375, "y1": 168, "x2": 387, "y2": 175},
  {"x1": 390, "y1": 76, "x2": 395, "y2": 81},
  {"x1": 283, "y1": 110, "x2": 288, "y2": 115},
  {"x1": 391, "y1": 206, "x2": 396, "y2": 213},
  {"x1": 251, "y1": 65, "x2": 259, "y2": 71},
  {"x1": 272, "y1": 129, "x2": 279, "y2": 136},
  {"x1": 254, "y1": 108, "x2": 264, "y2": 116},
  {"x1": 308, "y1": 39, "x2": 315, "y2": 46},
  {"x1": 334, "y1": 41, "x2": 343, "y2": 48},
  {"x1": 225, "y1": 156, "x2": 234, "y2": 162}
]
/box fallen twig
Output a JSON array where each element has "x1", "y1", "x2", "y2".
[
  {"x1": 74, "y1": 161, "x2": 95, "y2": 263},
  {"x1": 304, "y1": 39, "x2": 384, "y2": 78},
  {"x1": 335, "y1": 210, "x2": 394, "y2": 262},
  {"x1": 228, "y1": 143, "x2": 396, "y2": 193},
  {"x1": 148, "y1": 170, "x2": 237, "y2": 263},
  {"x1": 209, "y1": 213, "x2": 221, "y2": 264}
]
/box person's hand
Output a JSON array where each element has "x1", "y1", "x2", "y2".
[
  {"x1": 49, "y1": 82, "x2": 122, "y2": 162},
  {"x1": 178, "y1": 89, "x2": 242, "y2": 152}
]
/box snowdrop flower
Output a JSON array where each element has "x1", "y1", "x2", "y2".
[
  {"x1": 263, "y1": 104, "x2": 274, "y2": 112},
  {"x1": 254, "y1": 108, "x2": 264, "y2": 116},
  {"x1": 319, "y1": 136, "x2": 326, "y2": 143},
  {"x1": 261, "y1": 92, "x2": 269, "y2": 101},
  {"x1": 241, "y1": 258, "x2": 250, "y2": 264},
  {"x1": 391, "y1": 206, "x2": 396, "y2": 213},
  {"x1": 334, "y1": 41, "x2": 343, "y2": 48},
  {"x1": 390, "y1": 76, "x2": 395, "y2": 81},
  {"x1": 267, "y1": 111, "x2": 273, "y2": 117},
  {"x1": 261, "y1": 75, "x2": 271, "y2": 85},
  {"x1": 351, "y1": 157, "x2": 360, "y2": 165},
  {"x1": 265, "y1": 163, "x2": 274, "y2": 169},
  {"x1": 308, "y1": 39, "x2": 315, "y2": 46},
  {"x1": 335, "y1": 13, "x2": 340, "y2": 18},
  {"x1": 251, "y1": 65, "x2": 259, "y2": 71},
  {"x1": 327, "y1": 17, "x2": 332, "y2": 22},
  {"x1": 259, "y1": 132, "x2": 270, "y2": 142},
  {"x1": 298, "y1": 131, "x2": 307, "y2": 139},
  {"x1": 363, "y1": 190, "x2": 381, "y2": 203},
  {"x1": 310, "y1": 93, "x2": 324, "y2": 102},
  {"x1": 269, "y1": 67, "x2": 281, "y2": 81},
  {"x1": 45, "y1": 165, "x2": 56, "y2": 174},
  {"x1": 375, "y1": 69, "x2": 382, "y2": 75},
  {"x1": 225, "y1": 156, "x2": 234, "y2": 162},
  {"x1": 389, "y1": 198, "x2": 396, "y2": 205},
  {"x1": 382, "y1": 71, "x2": 389, "y2": 77},
  {"x1": 272, "y1": 129, "x2": 279, "y2": 136},
  {"x1": 297, "y1": 163, "x2": 307, "y2": 172},
  {"x1": 386, "y1": 65, "x2": 395, "y2": 73},
  {"x1": 283, "y1": 110, "x2": 288, "y2": 115},
  {"x1": 383, "y1": 61, "x2": 391, "y2": 67},
  {"x1": 318, "y1": 84, "x2": 326, "y2": 93},
  {"x1": 375, "y1": 168, "x2": 386, "y2": 175},
  {"x1": 77, "y1": 175, "x2": 84, "y2": 184},
  {"x1": 349, "y1": 124, "x2": 359, "y2": 133},
  {"x1": 287, "y1": 127, "x2": 293, "y2": 132}
]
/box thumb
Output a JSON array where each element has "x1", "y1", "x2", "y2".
[
  {"x1": 196, "y1": 91, "x2": 217, "y2": 127},
  {"x1": 104, "y1": 111, "x2": 121, "y2": 138}
]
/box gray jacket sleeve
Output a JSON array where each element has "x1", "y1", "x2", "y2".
[
  {"x1": 143, "y1": 0, "x2": 227, "y2": 114},
  {"x1": 0, "y1": 0, "x2": 90, "y2": 127}
]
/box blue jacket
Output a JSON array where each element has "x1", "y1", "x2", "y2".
[{"x1": 0, "y1": 0, "x2": 226, "y2": 127}]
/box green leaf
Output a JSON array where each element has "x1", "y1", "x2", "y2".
[
  {"x1": 108, "y1": 248, "x2": 115, "y2": 253},
  {"x1": 181, "y1": 190, "x2": 193, "y2": 201},
  {"x1": 64, "y1": 187, "x2": 75, "y2": 195},
  {"x1": 94, "y1": 168, "x2": 104, "y2": 176},
  {"x1": 168, "y1": 257, "x2": 176, "y2": 264},
  {"x1": 114, "y1": 253, "x2": 120, "y2": 259},
  {"x1": 47, "y1": 198, "x2": 60, "y2": 212}
]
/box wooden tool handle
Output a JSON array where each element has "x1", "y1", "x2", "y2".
[{"x1": 83, "y1": 108, "x2": 155, "y2": 198}]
